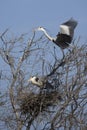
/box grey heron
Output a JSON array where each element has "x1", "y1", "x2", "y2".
[
  {"x1": 28, "y1": 76, "x2": 54, "y2": 89},
  {"x1": 35, "y1": 18, "x2": 78, "y2": 49}
]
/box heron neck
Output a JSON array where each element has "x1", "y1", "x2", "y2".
[{"x1": 42, "y1": 29, "x2": 54, "y2": 41}]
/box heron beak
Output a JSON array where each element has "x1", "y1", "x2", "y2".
[
  {"x1": 33, "y1": 27, "x2": 38, "y2": 32},
  {"x1": 28, "y1": 78, "x2": 31, "y2": 82},
  {"x1": 32, "y1": 28, "x2": 36, "y2": 33}
]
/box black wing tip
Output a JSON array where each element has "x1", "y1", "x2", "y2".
[{"x1": 69, "y1": 17, "x2": 78, "y2": 24}]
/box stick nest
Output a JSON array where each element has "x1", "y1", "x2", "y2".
[{"x1": 17, "y1": 90, "x2": 62, "y2": 117}]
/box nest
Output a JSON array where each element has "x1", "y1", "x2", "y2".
[{"x1": 17, "y1": 91, "x2": 62, "y2": 117}]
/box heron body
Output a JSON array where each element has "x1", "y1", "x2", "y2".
[
  {"x1": 53, "y1": 33, "x2": 72, "y2": 49},
  {"x1": 36, "y1": 18, "x2": 78, "y2": 49}
]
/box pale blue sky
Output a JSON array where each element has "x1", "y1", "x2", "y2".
[
  {"x1": 0, "y1": 0, "x2": 87, "y2": 40},
  {"x1": 0, "y1": 1, "x2": 87, "y2": 129}
]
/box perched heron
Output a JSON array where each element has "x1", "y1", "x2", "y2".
[
  {"x1": 28, "y1": 76, "x2": 54, "y2": 89},
  {"x1": 28, "y1": 76, "x2": 62, "y2": 101},
  {"x1": 35, "y1": 18, "x2": 78, "y2": 49}
]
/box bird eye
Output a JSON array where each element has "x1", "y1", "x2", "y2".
[{"x1": 35, "y1": 77, "x2": 39, "y2": 81}]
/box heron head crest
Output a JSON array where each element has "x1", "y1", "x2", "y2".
[{"x1": 35, "y1": 26, "x2": 45, "y2": 32}]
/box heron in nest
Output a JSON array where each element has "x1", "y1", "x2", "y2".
[{"x1": 28, "y1": 76, "x2": 54, "y2": 89}]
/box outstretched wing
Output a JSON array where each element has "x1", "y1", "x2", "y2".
[{"x1": 59, "y1": 18, "x2": 78, "y2": 37}]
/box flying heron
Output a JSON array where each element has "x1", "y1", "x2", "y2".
[{"x1": 35, "y1": 18, "x2": 78, "y2": 49}]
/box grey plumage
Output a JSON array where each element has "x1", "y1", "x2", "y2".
[
  {"x1": 53, "y1": 18, "x2": 78, "y2": 49},
  {"x1": 28, "y1": 76, "x2": 54, "y2": 89},
  {"x1": 36, "y1": 18, "x2": 78, "y2": 49}
]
